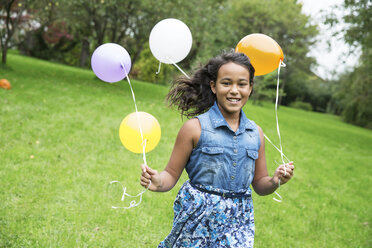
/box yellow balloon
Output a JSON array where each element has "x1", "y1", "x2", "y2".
[
  {"x1": 119, "y1": 112, "x2": 161, "y2": 153},
  {"x1": 235, "y1": 33, "x2": 284, "y2": 76}
]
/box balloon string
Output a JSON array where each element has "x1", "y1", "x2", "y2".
[
  {"x1": 110, "y1": 180, "x2": 151, "y2": 209},
  {"x1": 273, "y1": 190, "x2": 282, "y2": 203},
  {"x1": 121, "y1": 63, "x2": 147, "y2": 166},
  {"x1": 142, "y1": 139, "x2": 147, "y2": 166},
  {"x1": 275, "y1": 60, "x2": 285, "y2": 167},
  {"x1": 108, "y1": 64, "x2": 150, "y2": 210},
  {"x1": 272, "y1": 60, "x2": 288, "y2": 203},
  {"x1": 263, "y1": 134, "x2": 290, "y2": 162},
  {"x1": 166, "y1": 57, "x2": 191, "y2": 79},
  {"x1": 156, "y1": 62, "x2": 162, "y2": 74}
]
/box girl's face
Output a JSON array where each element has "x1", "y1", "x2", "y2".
[{"x1": 210, "y1": 62, "x2": 252, "y2": 117}]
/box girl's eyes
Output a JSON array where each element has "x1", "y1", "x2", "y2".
[{"x1": 221, "y1": 82, "x2": 249, "y2": 87}]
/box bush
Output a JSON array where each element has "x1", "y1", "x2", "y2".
[
  {"x1": 289, "y1": 101, "x2": 313, "y2": 111},
  {"x1": 342, "y1": 98, "x2": 372, "y2": 129},
  {"x1": 133, "y1": 43, "x2": 177, "y2": 85}
]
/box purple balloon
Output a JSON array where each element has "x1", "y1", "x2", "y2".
[{"x1": 91, "y1": 43, "x2": 132, "y2": 83}]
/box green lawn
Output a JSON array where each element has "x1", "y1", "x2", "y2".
[{"x1": 1, "y1": 53, "x2": 371, "y2": 247}]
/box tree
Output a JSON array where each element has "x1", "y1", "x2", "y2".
[
  {"x1": 251, "y1": 72, "x2": 283, "y2": 105},
  {"x1": 16, "y1": 1, "x2": 78, "y2": 64},
  {"x1": 327, "y1": 0, "x2": 372, "y2": 128},
  {"x1": 220, "y1": 0, "x2": 318, "y2": 106},
  {"x1": 0, "y1": 0, "x2": 30, "y2": 64},
  {"x1": 133, "y1": 42, "x2": 177, "y2": 85}
]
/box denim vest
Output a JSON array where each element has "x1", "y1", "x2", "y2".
[{"x1": 185, "y1": 102, "x2": 261, "y2": 192}]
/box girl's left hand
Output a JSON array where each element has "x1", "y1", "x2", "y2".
[{"x1": 273, "y1": 162, "x2": 294, "y2": 185}]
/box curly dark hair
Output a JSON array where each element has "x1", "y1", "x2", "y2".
[{"x1": 167, "y1": 50, "x2": 255, "y2": 118}]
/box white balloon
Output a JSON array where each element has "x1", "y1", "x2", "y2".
[{"x1": 149, "y1": 18, "x2": 192, "y2": 64}]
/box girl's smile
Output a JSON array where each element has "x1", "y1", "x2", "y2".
[{"x1": 210, "y1": 62, "x2": 252, "y2": 118}]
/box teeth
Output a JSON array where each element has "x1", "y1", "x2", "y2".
[{"x1": 228, "y1": 98, "x2": 240, "y2": 102}]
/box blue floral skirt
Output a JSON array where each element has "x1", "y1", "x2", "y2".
[{"x1": 158, "y1": 181, "x2": 254, "y2": 248}]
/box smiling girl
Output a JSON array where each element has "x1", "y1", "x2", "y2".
[{"x1": 140, "y1": 51, "x2": 294, "y2": 248}]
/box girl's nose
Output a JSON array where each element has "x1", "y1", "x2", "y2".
[{"x1": 230, "y1": 84, "x2": 238, "y2": 94}]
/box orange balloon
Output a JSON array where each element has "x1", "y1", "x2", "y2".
[
  {"x1": 235, "y1": 33, "x2": 284, "y2": 76},
  {"x1": 0, "y1": 79, "x2": 11, "y2": 90}
]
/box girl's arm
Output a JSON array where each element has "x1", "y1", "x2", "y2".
[
  {"x1": 251, "y1": 125, "x2": 294, "y2": 196},
  {"x1": 140, "y1": 118, "x2": 201, "y2": 192}
]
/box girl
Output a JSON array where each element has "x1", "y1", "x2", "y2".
[{"x1": 140, "y1": 51, "x2": 294, "y2": 247}]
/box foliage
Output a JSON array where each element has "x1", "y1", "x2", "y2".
[
  {"x1": 15, "y1": 1, "x2": 79, "y2": 64},
  {"x1": 251, "y1": 72, "x2": 283, "y2": 105},
  {"x1": 132, "y1": 43, "x2": 177, "y2": 85},
  {"x1": 159, "y1": 0, "x2": 229, "y2": 69},
  {"x1": 42, "y1": 20, "x2": 73, "y2": 44},
  {"x1": 305, "y1": 76, "x2": 332, "y2": 112},
  {"x1": 12, "y1": 0, "x2": 230, "y2": 71},
  {"x1": 338, "y1": 60, "x2": 372, "y2": 128},
  {"x1": 343, "y1": 0, "x2": 372, "y2": 49},
  {"x1": 63, "y1": 0, "x2": 162, "y2": 66},
  {"x1": 5, "y1": 0, "x2": 361, "y2": 125},
  {"x1": 326, "y1": 0, "x2": 372, "y2": 128},
  {"x1": 222, "y1": 0, "x2": 318, "y2": 107},
  {"x1": 3, "y1": 0, "x2": 321, "y2": 105},
  {"x1": 0, "y1": 0, "x2": 32, "y2": 64},
  {"x1": 289, "y1": 100, "x2": 313, "y2": 111},
  {"x1": 287, "y1": 72, "x2": 332, "y2": 113}
]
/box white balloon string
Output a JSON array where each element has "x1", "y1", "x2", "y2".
[
  {"x1": 275, "y1": 59, "x2": 285, "y2": 169},
  {"x1": 142, "y1": 139, "x2": 147, "y2": 166},
  {"x1": 108, "y1": 64, "x2": 150, "y2": 210},
  {"x1": 264, "y1": 134, "x2": 290, "y2": 162},
  {"x1": 121, "y1": 63, "x2": 147, "y2": 166},
  {"x1": 166, "y1": 57, "x2": 191, "y2": 79},
  {"x1": 110, "y1": 180, "x2": 151, "y2": 209},
  {"x1": 156, "y1": 62, "x2": 162, "y2": 74},
  {"x1": 273, "y1": 190, "x2": 282, "y2": 203},
  {"x1": 271, "y1": 60, "x2": 289, "y2": 203}
]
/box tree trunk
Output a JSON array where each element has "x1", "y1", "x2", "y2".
[
  {"x1": 2, "y1": 0, "x2": 15, "y2": 65},
  {"x1": 2, "y1": 45, "x2": 7, "y2": 64},
  {"x1": 131, "y1": 42, "x2": 144, "y2": 67},
  {"x1": 79, "y1": 38, "x2": 90, "y2": 68}
]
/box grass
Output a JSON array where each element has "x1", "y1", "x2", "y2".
[{"x1": 1, "y1": 53, "x2": 371, "y2": 247}]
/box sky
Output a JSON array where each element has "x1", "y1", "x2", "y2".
[{"x1": 298, "y1": 0, "x2": 361, "y2": 80}]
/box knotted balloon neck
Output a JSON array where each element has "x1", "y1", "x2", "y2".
[
  {"x1": 154, "y1": 57, "x2": 191, "y2": 79},
  {"x1": 156, "y1": 62, "x2": 162, "y2": 75}
]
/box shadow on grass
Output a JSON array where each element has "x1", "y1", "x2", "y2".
[{"x1": 0, "y1": 63, "x2": 15, "y2": 72}]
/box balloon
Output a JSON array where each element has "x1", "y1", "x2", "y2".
[
  {"x1": 119, "y1": 112, "x2": 161, "y2": 154},
  {"x1": 91, "y1": 43, "x2": 131, "y2": 83},
  {"x1": 0, "y1": 79, "x2": 11, "y2": 90},
  {"x1": 235, "y1": 33, "x2": 284, "y2": 76},
  {"x1": 149, "y1": 18, "x2": 192, "y2": 64}
]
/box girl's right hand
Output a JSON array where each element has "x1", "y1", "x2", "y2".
[{"x1": 140, "y1": 164, "x2": 162, "y2": 191}]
